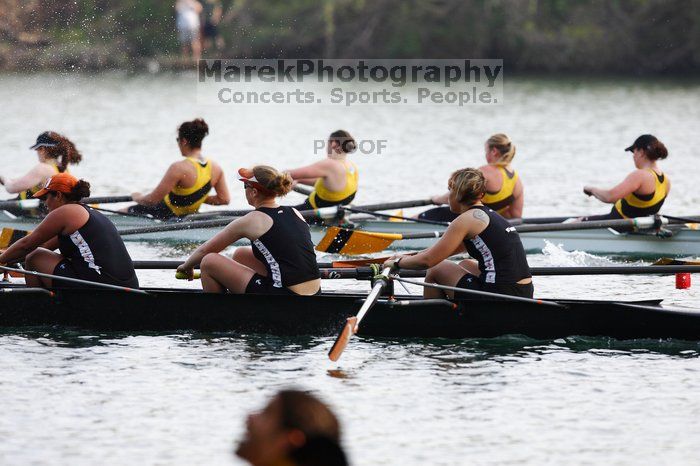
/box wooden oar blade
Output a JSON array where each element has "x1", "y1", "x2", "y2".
[
  {"x1": 0, "y1": 227, "x2": 31, "y2": 248},
  {"x1": 328, "y1": 316, "x2": 358, "y2": 362},
  {"x1": 316, "y1": 227, "x2": 400, "y2": 255}
]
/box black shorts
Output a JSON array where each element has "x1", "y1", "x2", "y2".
[
  {"x1": 203, "y1": 22, "x2": 219, "y2": 38},
  {"x1": 418, "y1": 206, "x2": 458, "y2": 223},
  {"x1": 127, "y1": 201, "x2": 177, "y2": 220},
  {"x1": 293, "y1": 192, "x2": 356, "y2": 211},
  {"x1": 52, "y1": 259, "x2": 139, "y2": 289},
  {"x1": 455, "y1": 274, "x2": 534, "y2": 300},
  {"x1": 245, "y1": 273, "x2": 321, "y2": 295},
  {"x1": 579, "y1": 208, "x2": 623, "y2": 222}
]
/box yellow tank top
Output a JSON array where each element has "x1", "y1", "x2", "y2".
[
  {"x1": 614, "y1": 169, "x2": 669, "y2": 218},
  {"x1": 482, "y1": 166, "x2": 518, "y2": 213},
  {"x1": 309, "y1": 160, "x2": 358, "y2": 209},
  {"x1": 20, "y1": 162, "x2": 62, "y2": 200},
  {"x1": 163, "y1": 158, "x2": 213, "y2": 216}
]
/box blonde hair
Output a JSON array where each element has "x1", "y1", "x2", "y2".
[
  {"x1": 487, "y1": 133, "x2": 516, "y2": 166},
  {"x1": 448, "y1": 168, "x2": 487, "y2": 205},
  {"x1": 250, "y1": 165, "x2": 293, "y2": 197}
]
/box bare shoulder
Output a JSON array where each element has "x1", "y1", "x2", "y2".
[
  {"x1": 479, "y1": 164, "x2": 498, "y2": 175},
  {"x1": 469, "y1": 208, "x2": 490, "y2": 224}
]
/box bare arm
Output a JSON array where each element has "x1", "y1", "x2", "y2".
[
  {"x1": 430, "y1": 192, "x2": 449, "y2": 205},
  {"x1": 508, "y1": 178, "x2": 524, "y2": 219},
  {"x1": 0, "y1": 210, "x2": 67, "y2": 264},
  {"x1": 584, "y1": 171, "x2": 645, "y2": 204},
  {"x1": 387, "y1": 210, "x2": 490, "y2": 270},
  {"x1": 2, "y1": 164, "x2": 53, "y2": 194},
  {"x1": 205, "y1": 163, "x2": 231, "y2": 205},
  {"x1": 178, "y1": 212, "x2": 264, "y2": 270},
  {"x1": 286, "y1": 160, "x2": 331, "y2": 184},
  {"x1": 132, "y1": 163, "x2": 182, "y2": 206}
]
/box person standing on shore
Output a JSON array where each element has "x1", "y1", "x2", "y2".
[
  {"x1": 176, "y1": 0, "x2": 203, "y2": 63},
  {"x1": 201, "y1": 0, "x2": 224, "y2": 52}
]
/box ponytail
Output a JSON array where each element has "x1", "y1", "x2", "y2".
[
  {"x1": 486, "y1": 133, "x2": 515, "y2": 166},
  {"x1": 44, "y1": 132, "x2": 82, "y2": 172},
  {"x1": 178, "y1": 118, "x2": 209, "y2": 148},
  {"x1": 65, "y1": 179, "x2": 91, "y2": 202},
  {"x1": 245, "y1": 165, "x2": 293, "y2": 197},
  {"x1": 646, "y1": 139, "x2": 668, "y2": 160}
]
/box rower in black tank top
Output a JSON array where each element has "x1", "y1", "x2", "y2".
[
  {"x1": 457, "y1": 205, "x2": 532, "y2": 298},
  {"x1": 246, "y1": 206, "x2": 320, "y2": 294},
  {"x1": 54, "y1": 205, "x2": 139, "y2": 288}
]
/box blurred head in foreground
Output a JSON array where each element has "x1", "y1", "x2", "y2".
[{"x1": 236, "y1": 389, "x2": 347, "y2": 466}]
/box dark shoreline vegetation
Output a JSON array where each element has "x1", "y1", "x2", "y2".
[{"x1": 1, "y1": 0, "x2": 699, "y2": 74}]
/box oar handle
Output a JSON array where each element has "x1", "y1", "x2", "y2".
[{"x1": 175, "y1": 271, "x2": 201, "y2": 280}]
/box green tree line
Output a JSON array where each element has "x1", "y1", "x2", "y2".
[{"x1": 1, "y1": 0, "x2": 699, "y2": 73}]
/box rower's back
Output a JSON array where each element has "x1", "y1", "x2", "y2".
[
  {"x1": 463, "y1": 205, "x2": 530, "y2": 285},
  {"x1": 57, "y1": 205, "x2": 139, "y2": 288},
  {"x1": 252, "y1": 206, "x2": 320, "y2": 288}
]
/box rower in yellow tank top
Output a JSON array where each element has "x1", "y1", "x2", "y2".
[
  {"x1": 163, "y1": 157, "x2": 213, "y2": 216},
  {"x1": 482, "y1": 165, "x2": 518, "y2": 214},
  {"x1": 1, "y1": 132, "x2": 82, "y2": 217},
  {"x1": 308, "y1": 160, "x2": 358, "y2": 209},
  {"x1": 420, "y1": 133, "x2": 524, "y2": 222},
  {"x1": 125, "y1": 118, "x2": 230, "y2": 220},
  {"x1": 613, "y1": 168, "x2": 669, "y2": 218},
  {"x1": 19, "y1": 161, "x2": 63, "y2": 200},
  {"x1": 583, "y1": 134, "x2": 671, "y2": 221},
  {"x1": 287, "y1": 130, "x2": 359, "y2": 212}
]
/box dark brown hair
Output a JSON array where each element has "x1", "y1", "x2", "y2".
[
  {"x1": 65, "y1": 179, "x2": 91, "y2": 202},
  {"x1": 43, "y1": 132, "x2": 82, "y2": 172},
  {"x1": 178, "y1": 118, "x2": 209, "y2": 148},
  {"x1": 329, "y1": 130, "x2": 356, "y2": 154},
  {"x1": 645, "y1": 139, "x2": 668, "y2": 160}
]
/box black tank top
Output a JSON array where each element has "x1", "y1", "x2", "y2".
[
  {"x1": 251, "y1": 206, "x2": 320, "y2": 288},
  {"x1": 58, "y1": 205, "x2": 139, "y2": 287},
  {"x1": 462, "y1": 205, "x2": 531, "y2": 285}
]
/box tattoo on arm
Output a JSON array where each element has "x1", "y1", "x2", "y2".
[{"x1": 472, "y1": 209, "x2": 489, "y2": 224}]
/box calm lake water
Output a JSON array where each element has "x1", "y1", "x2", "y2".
[{"x1": 1, "y1": 72, "x2": 700, "y2": 465}]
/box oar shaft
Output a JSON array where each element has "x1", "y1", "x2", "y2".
[
  {"x1": 293, "y1": 185, "x2": 314, "y2": 196},
  {"x1": 353, "y1": 199, "x2": 435, "y2": 211},
  {"x1": 0, "y1": 265, "x2": 147, "y2": 295},
  {"x1": 117, "y1": 206, "x2": 342, "y2": 236},
  {"x1": 344, "y1": 206, "x2": 450, "y2": 226},
  {"x1": 393, "y1": 276, "x2": 565, "y2": 308},
  {"x1": 0, "y1": 195, "x2": 133, "y2": 211},
  {"x1": 319, "y1": 265, "x2": 700, "y2": 279},
  {"x1": 355, "y1": 267, "x2": 393, "y2": 325}
]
